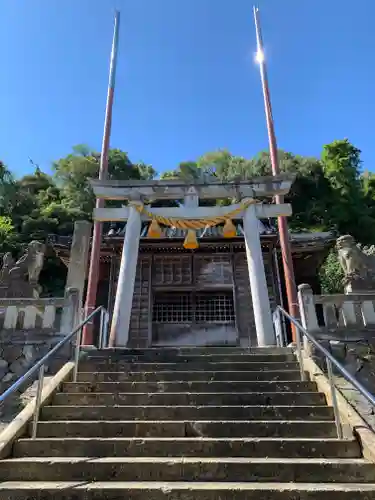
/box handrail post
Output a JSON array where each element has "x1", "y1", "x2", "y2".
[
  {"x1": 298, "y1": 284, "x2": 320, "y2": 354},
  {"x1": 99, "y1": 307, "x2": 105, "y2": 349},
  {"x1": 73, "y1": 323, "x2": 84, "y2": 383},
  {"x1": 31, "y1": 365, "x2": 45, "y2": 439},
  {"x1": 277, "y1": 307, "x2": 288, "y2": 347},
  {"x1": 103, "y1": 310, "x2": 110, "y2": 349},
  {"x1": 294, "y1": 319, "x2": 306, "y2": 381},
  {"x1": 273, "y1": 308, "x2": 283, "y2": 347},
  {"x1": 326, "y1": 356, "x2": 343, "y2": 439}
]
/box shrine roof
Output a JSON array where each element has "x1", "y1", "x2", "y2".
[{"x1": 47, "y1": 223, "x2": 335, "y2": 260}]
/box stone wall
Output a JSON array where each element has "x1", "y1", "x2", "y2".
[
  {"x1": 0, "y1": 329, "x2": 70, "y2": 391},
  {"x1": 0, "y1": 290, "x2": 79, "y2": 429},
  {"x1": 0, "y1": 328, "x2": 72, "y2": 429},
  {"x1": 297, "y1": 284, "x2": 375, "y2": 429},
  {"x1": 311, "y1": 340, "x2": 375, "y2": 431}
]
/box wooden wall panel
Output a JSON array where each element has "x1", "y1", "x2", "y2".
[{"x1": 128, "y1": 256, "x2": 152, "y2": 348}]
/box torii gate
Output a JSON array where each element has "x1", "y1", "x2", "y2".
[{"x1": 90, "y1": 174, "x2": 294, "y2": 348}]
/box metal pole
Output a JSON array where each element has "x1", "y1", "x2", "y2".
[
  {"x1": 293, "y1": 312, "x2": 305, "y2": 381},
  {"x1": 273, "y1": 247, "x2": 287, "y2": 344},
  {"x1": 99, "y1": 307, "x2": 105, "y2": 349},
  {"x1": 276, "y1": 307, "x2": 283, "y2": 347},
  {"x1": 31, "y1": 365, "x2": 45, "y2": 439},
  {"x1": 103, "y1": 310, "x2": 110, "y2": 348},
  {"x1": 326, "y1": 356, "x2": 343, "y2": 439},
  {"x1": 82, "y1": 11, "x2": 121, "y2": 345},
  {"x1": 107, "y1": 253, "x2": 117, "y2": 323},
  {"x1": 253, "y1": 6, "x2": 299, "y2": 342},
  {"x1": 73, "y1": 321, "x2": 84, "y2": 383}
]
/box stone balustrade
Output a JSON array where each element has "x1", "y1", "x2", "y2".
[
  {"x1": 298, "y1": 284, "x2": 375, "y2": 341},
  {"x1": 297, "y1": 283, "x2": 375, "y2": 430},
  {"x1": 0, "y1": 288, "x2": 78, "y2": 333},
  {"x1": 0, "y1": 297, "x2": 65, "y2": 331},
  {"x1": 0, "y1": 289, "x2": 79, "y2": 399}
]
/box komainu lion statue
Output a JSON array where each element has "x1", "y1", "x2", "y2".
[
  {"x1": 336, "y1": 235, "x2": 375, "y2": 286},
  {"x1": 0, "y1": 241, "x2": 46, "y2": 298}
]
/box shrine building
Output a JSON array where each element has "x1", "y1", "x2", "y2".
[{"x1": 49, "y1": 175, "x2": 334, "y2": 348}]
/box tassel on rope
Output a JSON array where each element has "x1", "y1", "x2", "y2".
[
  {"x1": 147, "y1": 219, "x2": 163, "y2": 238},
  {"x1": 183, "y1": 229, "x2": 199, "y2": 249},
  {"x1": 223, "y1": 218, "x2": 237, "y2": 238}
]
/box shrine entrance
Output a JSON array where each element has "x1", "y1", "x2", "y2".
[
  {"x1": 150, "y1": 253, "x2": 237, "y2": 346},
  {"x1": 90, "y1": 175, "x2": 294, "y2": 347}
]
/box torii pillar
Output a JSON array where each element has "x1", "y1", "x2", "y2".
[
  {"x1": 243, "y1": 204, "x2": 275, "y2": 346},
  {"x1": 108, "y1": 203, "x2": 142, "y2": 347}
]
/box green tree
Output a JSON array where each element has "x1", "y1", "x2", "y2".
[
  {"x1": 11, "y1": 169, "x2": 64, "y2": 239},
  {"x1": 319, "y1": 250, "x2": 345, "y2": 294},
  {"x1": 54, "y1": 146, "x2": 157, "y2": 219},
  {"x1": 0, "y1": 161, "x2": 17, "y2": 217},
  {"x1": 197, "y1": 150, "x2": 259, "y2": 180},
  {"x1": 163, "y1": 149, "x2": 334, "y2": 229},
  {"x1": 249, "y1": 151, "x2": 334, "y2": 232},
  {"x1": 321, "y1": 139, "x2": 374, "y2": 242},
  {"x1": 1, "y1": 138, "x2": 374, "y2": 296},
  {"x1": 0, "y1": 216, "x2": 18, "y2": 253},
  {"x1": 160, "y1": 161, "x2": 202, "y2": 181}
]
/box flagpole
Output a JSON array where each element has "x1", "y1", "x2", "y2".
[
  {"x1": 253, "y1": 6, "x2": 299, "y2": 341},
  {"x1": 82, "y1": 11, "x2": 120, "y2": 345}
]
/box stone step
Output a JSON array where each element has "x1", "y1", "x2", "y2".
[
  {"x1": 87, "y1": 352, "x2": 295, "y2": 361},
  {"x1": 0, "y1": 457, "x2": 375, "y2": 483},
  {"x1": 40, "y1": 405, "x2": 334, "y2": 422},
  {"x1": 81, "y1": 352, "x2": 296, "y2": 365},
  {"x1": 78, "y1": 361, "x2": 299, "y2": 372},
  {"x1": 1, "y1": 457, "x2": 375, "y2": 483},
  {"x1": 61, "y1": 380, "x2": 317, "y2": 394},
  {"x1": 77, "y1": 370, "x2": 304, "y2": 383},
  {"x1": 53, "y1": 391, "x2": 327, "y2": 407},
  {"x1": 90, "y1": 347, "x2": 292, "y2": 356},
  {"x1": 14, "y1": 436, "x2": 361, "y2": 459},
  {"x1": 2, "y1": 481, "x2": 375, "y2": 500},
  {"x1": 31, "y1": 420, "x2": 338, "y2": 438},
  {"x1": 88, "y1": 351, "x2": 296, "y2": 363}
]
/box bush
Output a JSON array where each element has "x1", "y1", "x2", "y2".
[{"x1": 319, "y1": 249, "x2": 345, "y2": 293}]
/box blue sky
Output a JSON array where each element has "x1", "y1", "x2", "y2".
[{"x1": 0, "y1": 0, "x2": 374, "y2": 177}]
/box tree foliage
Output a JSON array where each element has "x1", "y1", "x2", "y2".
[
  {"x1": 319, "y1": 250, "x2": 345, "y2": 294},
  {"x1": 0, "y1": 138, "x2": 373, "y2": 294},
  {"x1": 0, "y1": 146, "x2": 156, "y2": 294}
]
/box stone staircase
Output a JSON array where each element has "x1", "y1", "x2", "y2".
[{"x1": 1, "y1": 346, "x2": 375, "y2": 498}]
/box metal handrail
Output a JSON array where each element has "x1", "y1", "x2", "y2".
[
  {"x1": 0, "y1": 304, "x2": 109, "y2": 439},
  {"x1": 275, "y1": 305, "x2": 375, "y2": 439}
]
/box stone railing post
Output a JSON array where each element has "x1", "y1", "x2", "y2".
[
  {"x1": 298, "y1": 284, "x2": 320, "y2": 352},
  {"x1": 65, "y1": 221, "x2": 92, "y2": 309},
  {"x1": 297, "y1": 284, "x2": 320, "y2": 332},
  {"x1": 60, "y1": 287, "x2": 79, "y2": 337}
]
